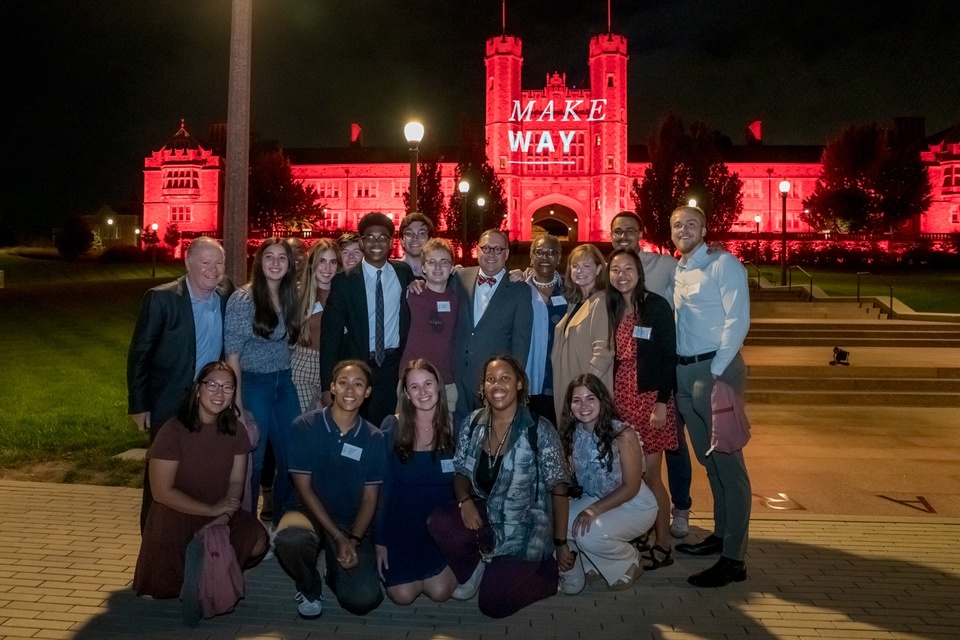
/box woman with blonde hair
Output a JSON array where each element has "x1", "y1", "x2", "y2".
[
  {"x1": 291, "y1": 239, "x2": 341, "y2": 412},
  {"x1": 551, "y1": 243, "x2": 613, "y2": 419}
]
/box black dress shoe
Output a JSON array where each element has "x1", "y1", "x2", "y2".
[
  {"x1": 675, "y1": 534, "x2": 723, "y2": 556},
  {"x1": 687, "y1": 556, "x2": 747, "y2": 588}
]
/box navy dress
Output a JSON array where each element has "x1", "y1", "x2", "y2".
[{"x1": 376, "y1": 417, "x2": 456, "y2": 586}]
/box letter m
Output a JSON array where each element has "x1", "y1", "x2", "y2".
[{"x1": 510, "y1": 100, "x2": 535, "y2": 122}]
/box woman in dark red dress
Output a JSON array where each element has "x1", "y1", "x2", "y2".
[
  {"x1": 134, "y1": 361, "x2": 268, "y2": 599},
  {"x1": 607, "y1": 249, "x2": 678, "y2": 571}
]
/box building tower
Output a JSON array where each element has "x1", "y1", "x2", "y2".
[
  {"x1": 588, "y1": 32, "x2": 629, "y2": 239},
  {"x1": 485, "y1": 34, "x2": 523, "y2": 233}
]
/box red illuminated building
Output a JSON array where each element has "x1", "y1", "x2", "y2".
[{"x1": 142, "y1": 32, "x2": 960, "y2": 243}]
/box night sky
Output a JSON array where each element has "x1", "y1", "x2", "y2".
[{"x1": 3, "y1": 0, "x2": 958, "y2": 234}]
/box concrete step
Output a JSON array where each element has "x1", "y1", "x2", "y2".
[
  {"x1": 746, "y1": 365, "x2": 960, "y2": 378},
  {"x1": 745, "y1": 389, "x2": 960, "y2": 406},
  {"x1": 747, "y1": 376, "x2": 960, "y2": 393},
  {"x1": 745, "y1": 336, "x2": 960, "y2": 347},
  {"x1": 750, "y1": 320, "x2": 960, "y2": 333},
  {"x1": 752, "y1": 302, "x2": 887, "y2": 320}
]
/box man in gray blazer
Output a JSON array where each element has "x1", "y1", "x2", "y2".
[
  {"x1": 453, "y1": 229, "x2": 533, "y2": 424},
  {"x1": 127, "y1": 236, "x2": 233, "y2": 530}
]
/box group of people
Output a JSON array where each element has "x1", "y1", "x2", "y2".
[{"x1": 127, "y1": 205, "x2": 752, "y2": 620}]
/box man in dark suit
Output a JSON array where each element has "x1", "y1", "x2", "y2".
[
  {"x1": 126, "y1": 236, "x2": 233, "y2": 531},
  {"x1": 453, "y1": 229, "x2": 534, "y2": 424},
  {"x1": 319, "y1": 212, "x2": 415, "y2": 426}
]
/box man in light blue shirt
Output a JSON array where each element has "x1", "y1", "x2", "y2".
[{"x1": 667, "y1": 205, "x2": 751, "y2": 588}]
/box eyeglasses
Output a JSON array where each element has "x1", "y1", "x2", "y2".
[
  {"x1": 423, "y1": 259, "x2": 452, "y2": 269},
  {"x1": 402, "y1": 230, "x2": 429, "y2": 240},
  {"x1": 533, "y1": 248, "x2": 559, "y2": 258},
  {"x1": 479, "y1": 245, "x2": 506, "y2": 255},
  {"x1": 201, "y1": 380, "x2": 235, "y2": 393},
  {"x1": 362, "y1": 234, "x2": 392, "y2": 244},
  {"x1": 612, "y1": 228, "x2": 640, "y2": 238}
]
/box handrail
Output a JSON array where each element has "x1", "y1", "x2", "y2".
[
  {"x1": 856, "y1": 272, "x2": 895, "y2": 319},
  {"x1": 787, "y1": 266, "x2": 814, "y2": 302},
  {"x1": 742, "y1": 260, "x2": 763, "y2": 288}
]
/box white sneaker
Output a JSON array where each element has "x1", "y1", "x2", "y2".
[
  {"x1": 295, "y1": 591, "x2": 324, "y2": 619},
  {"x1": 452, "y1": 562, "x2": 485, "y2": 600},
  {"x1": 559, "y1": 557, "x2": 585, "y2": 595},
  {"x1": 670, "y1": 508, "x2": 690, "y2": 538}
]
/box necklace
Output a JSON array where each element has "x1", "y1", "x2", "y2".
[
  {"x1": 532, "y1": 272, "x2": 560, "y2": 289},
  {"x1": 486, "y1": 423, "x2": 511, "y2": 469}
]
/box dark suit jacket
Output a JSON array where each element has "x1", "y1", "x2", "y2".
[
  {"x1": 126, "y1": 275, "x2": 233, "y2": 431},
  {"x1": 319, "y1": 260, "x2": 415, "y2": 388},
  {"x1": 453, "y1": 267, "x2": 534, "y2": 420}
]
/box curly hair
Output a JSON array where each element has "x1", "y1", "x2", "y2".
[
  {"x1": 558, "y1": 373, "x2": 619, "y2": 472},
  {"x1": 395, "y1": 359, "x2": 454, "y2": 463},
  {"x1": 479, "y1": 354, "x2": 530, "y2": 407}
]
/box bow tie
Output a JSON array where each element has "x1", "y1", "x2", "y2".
[{"x1": 477, "y1": 274, "x2": 497, "y2": 287}]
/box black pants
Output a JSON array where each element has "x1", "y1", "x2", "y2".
[{"x1": 361, "y1": 350, "x2": 400, "y2": 428}]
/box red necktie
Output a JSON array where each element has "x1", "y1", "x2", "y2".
[{"x1": 477, "y1": 274, "x2": 496, "y2": 287}]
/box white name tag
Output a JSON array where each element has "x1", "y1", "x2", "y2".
[
  {"x1": 550, "y1": 295, "x2": 567, "y2": 306},
  {"x1": 464, "y1": 455, "x2": 476, "y2": 472},
  {"x1": 685, "y1": 282, "x2": 701, "y2": 295},
  {"x1": 312, "y1": 301, "x2": 324, "y2": 314},
  {"x1": 633, "y1": 326, "x2": 652, "y2": 340},
  {"x1": 441, "y1": 459, "x2": 455, "y2": 473},
  {"x1": 437, "y1": 300, "x2": 451, "y2": 313},
  {"x1": 341, "y1": 443, "x2": 363, "y2": 461}
]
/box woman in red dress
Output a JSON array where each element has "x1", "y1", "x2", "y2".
[
  {"x1": 134, "y1": 361, "x2": 268, "y2": 599},
  {"x1": 606, "y1": 249, "x2": 678, "y2": 571}
]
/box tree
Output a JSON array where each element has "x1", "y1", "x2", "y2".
[
  {"x1": 632, "y1": 114, "x2": 743, "y2": 249},
  {"x1": 141, "y1": 227, "x2": 160, "y2": 250},
  {"x1": 446, "y1": 117, "x2": 507, "y2": 247},
  {"x1": 163, "y1": 223, "x2": 181, "y2": 249},
  {"x1": 402, "y1": 160, "x2": 446, "y2": 229},
  {"x1": 54, "y1": 215, "x2": 94, "y2": 260},
  {"x1": 248, "y1": 147, "x2": 325, "y2": 233},
  {"x1": 801, "y1": 124, "x2": 932, "y2": 232}
]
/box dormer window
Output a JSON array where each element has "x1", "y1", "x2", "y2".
[{"x1": 163, "y1": 168, "x2": 200, "y2": 190}]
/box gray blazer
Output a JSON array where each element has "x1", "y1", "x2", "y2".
[{"x1": 453, "y1": 267, "x2": 533, "y2": 423}]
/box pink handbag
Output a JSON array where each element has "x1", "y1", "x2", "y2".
[{"x1": 707, "y1": 381, "x2": 751, "y2": 455}]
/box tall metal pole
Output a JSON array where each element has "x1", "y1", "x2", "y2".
[
  {"x1": 780, "y1": 192, "x2": 788, "y2": 286},
  {"x1": 408, "y1": 143, "x2": 419, "y2": 213},
  {"x1": 224, "y1": 0, "x2": 253, "y2": 287}
]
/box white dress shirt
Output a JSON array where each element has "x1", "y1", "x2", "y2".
[
  {"x1": 670, "y1": 243, "x2": 750, "y2": 377},
  {"x1": 473, "y1": 268, "x2": 505, "y2": 327},
  {"x1": 361, "y1": 259, "x2": 402, "y2": 351}
]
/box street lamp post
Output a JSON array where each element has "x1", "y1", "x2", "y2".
[
  {"x1": 458, "y1": 180, "x2": 470, "y2": 256},
  {"x1": 224, "y1": 0, "x2": 253, "y2": 288},
  {"x1": 754, "y1": 214, "x2": 761, "y2": 266},
  {"x1": 150, "y1": 222, "x2": 159, "y2": 278},
  {"x1": 779, "y1": 179, "x2": 791, "y2": 286},
  {"x1": 404, "y1": 122, "x2": 424, "y2": 214}
]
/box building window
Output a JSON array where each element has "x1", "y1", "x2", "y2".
[
  {"x1": 743, "y1": 180, "x2": 763, "y2": 199},
  {"x1": 163, "y1": 168, "x2": 199, "y2": 190},
  {"x1": 950, "y1": 206, "x2": 959, "y2": 224},
  {"x1": 392, "y1": 182, "x2": 402, "y2": 199},
  {"x1": 944, "y1": 167, "x2": 959, "y2": 190},
  {"x1": 500, "y1": 156, "x2": 507, "y2": 170},
  {"x1": 320, "y1": 208, "x2": 343, "y2": 229},
  {"x1": 356, "y1": 181, "x2": 377, "y2": 198},
  {"x1": 316, "y1": 181, "x2": 340, "y2": 199},
  {"x1": 606, "y1": 74, "x2": 614, "y2": 88},
  {"x1": 169, "y1": 205, "x2": 192, "y2": 223},
  {"x1": 606, "y1": 156, "x2": 614, "y2": 171}
]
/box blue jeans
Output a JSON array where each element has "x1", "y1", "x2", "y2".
[
  {"x1": 665, "y1": 421, "x2": 693, "y2": 511},
  {"x1": 242, "y1": 369, "x2": 301, "y2": 526}
]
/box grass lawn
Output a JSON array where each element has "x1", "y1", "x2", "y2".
[
  {"x1": 0, "y1": 250, "x2": 187, "y2": 485},
  {"x1": 754, "y1": 265, "x2": 960, "y2": 314}
]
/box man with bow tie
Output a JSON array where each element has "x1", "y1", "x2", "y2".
[{"x1": 452, "y1": 229, "x2": 533, "y2": 424}]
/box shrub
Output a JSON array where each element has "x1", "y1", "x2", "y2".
[
  {"x1": 99, "y1": 245, "x2": 146, "y2": 263},
  {"x1": 54, "y1": 215, "x2": 94, "y2": 260}
]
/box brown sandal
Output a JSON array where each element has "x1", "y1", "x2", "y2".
[{"x1": 642, "y1": 544, "x2": 674, "y2": 571}]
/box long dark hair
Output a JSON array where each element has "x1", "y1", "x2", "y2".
[
  {"x1": 395, "y1": 359, "x2": 454, "y2": 463},
  {"x1": 177, "y1": 361, "x2": 241, "y2": 435},
  {"x1": 606, "y1": 248, "x2": 647, "y2": 350},
  {"x1": 558, "y1": 373, "x2": 619, "y2": 472},
  {"x1": 250, "y1": 237, "x2": 300, "y2": 345}
]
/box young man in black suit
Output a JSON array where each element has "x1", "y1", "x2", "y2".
[
  {"x1": 319, "y1": 212, "x2": 415, "y2": 426},
  {"x1": 127, "y1": 236, "x2": 234, "y2": 531}
]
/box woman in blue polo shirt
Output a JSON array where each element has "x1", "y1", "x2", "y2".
[{"x1": 375, "y1": 359, "x2": 458, "y2": 605}]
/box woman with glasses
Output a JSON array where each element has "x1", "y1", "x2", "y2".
[
  {"x1": 551, "y1": 243, "x2": 612, "y2": 420},
  {"x1": 291, "y1": 239, "x2": 341, "y2": 413},
  {"x1": 225, "y1": 238, "x2": 302, "y2": 525},
  {"x1": 134, "y1": 361, "x2": 268, "y2": 600},
  {"x1": 524, "y1": 234, "x2": 567, "y2": 426},
  {"x1": 428, "y1": 355, "x2": 573, "y2": 618}
]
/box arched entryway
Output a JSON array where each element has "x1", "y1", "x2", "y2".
[{"x1": 531, "y1": 204, "x2": 579, "y2": 241}]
